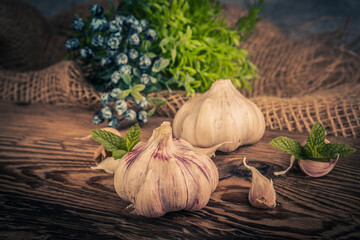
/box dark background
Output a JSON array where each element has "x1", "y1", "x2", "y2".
[{"x1": 24, "y1": 0, "x2": 360, "y2": 41}]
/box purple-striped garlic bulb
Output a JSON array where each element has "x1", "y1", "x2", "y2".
[{"x1": 114, "y1": 121, "x2": 219, "y2": 218}]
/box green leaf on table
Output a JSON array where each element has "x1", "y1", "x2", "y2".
[
  {"x1": 125, "y1": 123, "x2": 141, "y2": 151},
  {"x1": 269, "y1": 136, "x2": 306, "y2": 160},
  {"x1": 319, "y1": 143, "x2": 355, "y2": 159},
  {"x1": 112, "y1": 149, "x2": 128, "y2": 160},
  {"x1": 150, "y1": 76, "x2": 157, "y2": 84},
  {"x1": 90, "y1": 130, "x2": 126, "y2": 152}
]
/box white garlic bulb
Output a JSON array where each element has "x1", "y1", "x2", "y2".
[
  {"x1": 173, "y1": 79, "x2": 265, "y2": 152},
  {"x1": 114, "y1": 122, "x2": 219, "y2": 218}
]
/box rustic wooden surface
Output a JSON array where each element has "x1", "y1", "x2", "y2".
[{"x1": 0, "y1": 101, "x2": 359, "y2": 240}]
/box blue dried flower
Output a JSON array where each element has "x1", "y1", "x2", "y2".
[
  {"x1": 110, "y1": 32, "x2": 123, "y2": 41},
  {"x1": 92, "y1": 112, "x2": 104, "y2": 125},
  {"x1": 79, "y1": 47, "x2": 94, "y2": 59},
  {"x1": 124, "y1": 109, "x2": 137, "y2": 121},
  {"x1": 65, "y1": 38, "x2": 80, "y2": 50},
  {"x1": 111, "y1": 71, "x2": 121, "y2": 84},
  {"x1": 135, "y1": 98, "x2": 148, "y2": 109},
  {"x1": 114, "y1": 99, "x2": 128, "y2": 115},
  {"x1": 125, "y1": 15, "x2": 139, "y2": 26},
  {"x1": 91, "y1": 34, "x2": 104, "y2": 48},
  {"x1": 145, "y1": 29, "x2": 157, "y2": 41},
  {"x1": 107, "y1": 37, "x2": 120, "y2": 50},
  {"x1": 139, "y1": 73, "x2": 151, "y2": 85},
  {"x1": 99, "y1": 57, "x2": 112, "y2": 68},
  {"x1": 137, "y1": 110, "x2": 148, "y2": 123},
  {"x1": 109, "y1": 19, "x2": 122, "y2": 33},
  {"x1": 128, "y1": 33, "x2": 141, "y2": 46},
  {"x1": 90, "y1": 4, "x2": 104, "y2": 17},
  {"x1": 119, "y1": 65, "x2": 132, "y2": 76},
  {"x1": 115, "y1": 15, "x2": 126, "y2": 25},
  {"x1": 108, "y1": 117, "x2": 121, "y2": 129},
  {"x1": 72, "y1": 16, "x2": 85, "y2": 32},
  {"x1": 89, "y1": 17, "x2": 108, "y2": 32},
  {"x1": 115, "y1": 53, "x2": 128, "y2": 66},
  {"x1": 110, "y1": 88, "x2": 122, "y2": 99},
  {"x1": 100, "y1": 92, "x2": 111, "y2": 106},
  {"x1": 140, "y1": 19, "x2": 149, "y2": 31},
  {"x1": 130, "y1": 24, "x2": 143, "y2": 34},
  {"x1": 127, "y1": 49, "x2": 139, "y2": 62},
  {"x1": 139, "y1": 55, "x2": 151, "y2": 70},
  {"x1": 100, "y1": 106, "x2": 112, "y2": 120}
]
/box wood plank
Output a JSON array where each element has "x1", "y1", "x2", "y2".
[{"x1": 0, "y1": 102, "x2": 359, "y2": 239}]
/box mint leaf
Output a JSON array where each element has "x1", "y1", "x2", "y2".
[
  {"x1": 90, "y1": 130, "x2": 126, "y2": 152},
  {"x1": 269, "y1": 136, "x2": 306, "y2": 160},
  {"x1": 304, "y1": 122, "x2": 326, "y2": 158},
  {"x1": 112, "y1": 149, "x2": 128, "y2": 160},
  {"x1": 319, "y1": 143, "x2": 355, "y2": 159},
  {"x1": 125, "y1": 123, "x2": 141, "y2": 151}
]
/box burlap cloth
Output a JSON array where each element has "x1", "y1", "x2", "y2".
[{"x1": 1, "y1": 0, "x2": 359, "y2": 137}]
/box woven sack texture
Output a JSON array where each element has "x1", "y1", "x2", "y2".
[{"x1": 0, "y1": 0, "x2": 359, "y2": 137}]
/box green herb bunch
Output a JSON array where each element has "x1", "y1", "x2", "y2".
[
  {"x1": 118, "y1": 0, "x2": 263, "y2": 95},
  {"x1": 269, "y1": 122, "x2": 355, "y2": 161}
]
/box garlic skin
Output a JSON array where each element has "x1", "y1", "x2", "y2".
[
  {"x1": 173, "y1": 79, "x2": 265, "y2": 152},
  {"x1": 243, "y1": 157, "x2": 276, "y2": 209},
  {"x1": 114, "y1": 122, "x2": 219, "y2": 218}
]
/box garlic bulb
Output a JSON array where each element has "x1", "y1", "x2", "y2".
[
  {"x1": 243, "y1": 157, "x2": 276, "y2": 209},
  {"x1": 173, "y1": 79, "x2": 265, "y2": 152},
  {"x1": 114, "y1": 121, "x2": 219, "y2": 218}
]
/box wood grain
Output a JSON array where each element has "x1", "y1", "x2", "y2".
[{"x1": 0, "y1": 102, "x2": 359, "y2": 239}]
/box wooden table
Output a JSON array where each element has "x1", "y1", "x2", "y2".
[{"x1": 0, "y1": 102, "x2": 359, "y2": 239}]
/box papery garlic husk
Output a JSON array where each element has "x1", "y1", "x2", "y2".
[
  {"x1": 173, "y1": 79, "x2": 265, "y2": 152},
  {"x1": 274, "y1": 139, "x2": 337, "y2": 178},
  {"x1": 243, "y1": 157, "x2": 276, "y2": 209},
  {"x1": 114, "y1": 121, "x2": 219, "y2": 218}
]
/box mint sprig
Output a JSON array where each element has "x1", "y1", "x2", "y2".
[
  {"x1": 269, "y1": 121, "x2": 355, "y2": 161},
  {"x1": 91, "y1": 123, "x2": 141, "y2": 160}
]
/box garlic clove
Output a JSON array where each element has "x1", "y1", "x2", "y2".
[
  {"x1": 91, "y1": 157, "x2": 119, "y2": 174},
  {"x1": 298, "y1": 154, "x2": 339, "y2": 178},
  {"x1": 243, "y1": 157, "x2": 276, "y2": 209}
]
